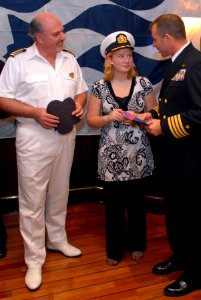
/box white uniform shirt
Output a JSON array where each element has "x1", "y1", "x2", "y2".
[{"x1": 0, "y1": 43, "x2": 88, "y2": 124}]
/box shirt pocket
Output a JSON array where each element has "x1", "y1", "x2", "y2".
[
  {"x1": 169, "y1": 81, "x2": 185, "y2": 88},
  {"x1": 62, "y1": 72, "x2": 77, "y2": 97},
  {"x1": 25, "y1": 73, "x2": 48, "y2": 84},
  {"x1": 24, "y1": 73, "x2": 48, "y2": 103}
]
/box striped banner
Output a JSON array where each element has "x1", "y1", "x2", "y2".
[{"x1": 0, "y1": 0, "x2": 200, "y2": 138}]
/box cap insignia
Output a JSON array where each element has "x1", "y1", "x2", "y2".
[{"x1": 117, "y1": 34, "x2": 128, "y2": 44}]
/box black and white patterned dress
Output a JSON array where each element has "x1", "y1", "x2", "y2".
[{"x1": 91, "y1": 76, "x2": 154, "y2": 182}]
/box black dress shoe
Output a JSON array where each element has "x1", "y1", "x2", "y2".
[
  {"x1": 164, "y1": 275, "x2": 200, "y2": 297},
  {"x1": 0, "y1": 244, "x2": 7, "y2": 259},
  {"x1": 152, "y1": 258, "x2": 180, "y2": 275}
]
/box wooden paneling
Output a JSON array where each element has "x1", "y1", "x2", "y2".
[{"x1": 0, "y1": 202, "x2": 200, "y2": 299}]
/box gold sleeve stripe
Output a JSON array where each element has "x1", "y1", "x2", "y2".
[
  {"x1": 174, "y1": 116, "x2": 185, "y2": 137},
  {"x1": 153, "y1": 106, "x2": 159, "y2": 113},
  {"x1": 168, "y1": 114, "x2": 190, "y2": 138},
  {"x1": 177, "y1": 115, "x2": 189, "y2": 136},
  {"x1": 168, "y1": 117, "x2": 180, "y2": 138},
  {"x1": 170, "y1": 116, "x2": 183, "y2": 138}
]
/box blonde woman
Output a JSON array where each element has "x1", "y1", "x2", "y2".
[{"x1": 87, "y1": 31, "x2": 157, "y2": 266}]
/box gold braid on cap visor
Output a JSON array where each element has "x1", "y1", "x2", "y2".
[{"x1": 106, "y1": 45, "x2": 134, "y2": 55}]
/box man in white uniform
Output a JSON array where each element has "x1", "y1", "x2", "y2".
[{"x1": 0, "y1": 12, "x2": 88, "y2": 291}]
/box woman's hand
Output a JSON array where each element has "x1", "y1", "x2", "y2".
[
  {"x1": 108, "y1": 108, "x2": 124, "y2": 123},
  {"x1": 122, "y1": 110, "x2": 138, "y2": 125}
]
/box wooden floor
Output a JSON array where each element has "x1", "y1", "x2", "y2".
[{"x1": 0, "y1": 201, "x2": 200, "y2": 300}]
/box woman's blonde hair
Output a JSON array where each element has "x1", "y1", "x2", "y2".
[{"x1": 103, "y1": 52, "x2": 138, "y2": 81}]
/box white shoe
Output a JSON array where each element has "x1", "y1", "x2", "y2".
[
  {"x1": 25, "y1": 267, "x2": 42, "y2": 291},
  {"x1": 47, "y1": 242, "x2": 82, "y2": 257}
]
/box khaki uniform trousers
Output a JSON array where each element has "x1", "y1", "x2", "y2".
[{"x1": 16, "y1": 123, "x2": 76, "y2": 268}]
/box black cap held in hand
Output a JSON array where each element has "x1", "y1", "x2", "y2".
[{"x1": 47, "y1": 97, "x2": 80, "y2": 134}]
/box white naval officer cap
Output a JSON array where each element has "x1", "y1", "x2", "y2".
[{"x1": 100, "y1": 31, "x2": 135, "y2": 58}]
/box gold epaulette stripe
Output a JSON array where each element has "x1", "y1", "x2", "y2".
[
  {"x1": 10, "y1": 48, "x2": 26, "y2": 57},
  {"x1": 168, "y1": 114, "x2": 190, "y2": 138},
  {"x1": 63, "y1": 49, "x2": 75, "y2": 57}
]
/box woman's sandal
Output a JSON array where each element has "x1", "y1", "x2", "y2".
[
  {"x1": 106, "y1": 258, "x2": 118, "y2": 266},
  {"x1": 131, "y1": 251, "x2": 144, "y2": 261}
]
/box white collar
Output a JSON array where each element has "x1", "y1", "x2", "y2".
[{"x1": 172, "y1": 41, "x2": 190, "y2": 62}]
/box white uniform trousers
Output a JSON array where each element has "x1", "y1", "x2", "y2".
[{"x1": 16, "y1": 123, "x2": 76, "y2": 268}]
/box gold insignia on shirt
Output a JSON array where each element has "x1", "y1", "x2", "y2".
[
  {"x1": 10, "y1": 48, "x2": 26, "y2": 57},
  {"x1": 69, "y1": 72, "x2": 75, "y2": 78},
  {"x1": 185, "y1": 125, "x2": 190, "y2": 129}
]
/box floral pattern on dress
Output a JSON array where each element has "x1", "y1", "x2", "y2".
[{"x1": 91, "y1": 76, "x2": 154, "y2": 182}]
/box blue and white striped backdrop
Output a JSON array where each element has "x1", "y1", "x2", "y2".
[{"x1": 0, "y1": 0, "x2": 200, "y2": 138}]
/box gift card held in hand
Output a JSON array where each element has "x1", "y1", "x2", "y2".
[
  {"x1": 123, "y1": 111, "x2": 135, "y2": 120},
  {"x1": 47, "y1": 97, "x2": 80, "y2": 134},
  {"x1": 133, "y1": 116, "x2": 148, "y2": 125},
  {"x1": 123, "y1": 111, "x2": 148, "y2": 125}
]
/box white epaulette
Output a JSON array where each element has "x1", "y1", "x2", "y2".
[
  {"x1": 63, "y1": 49, "x2": 76, "y2": 57},
  {"x1": 10, "y1": 48, "x2": 27, "y2": 57}
]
